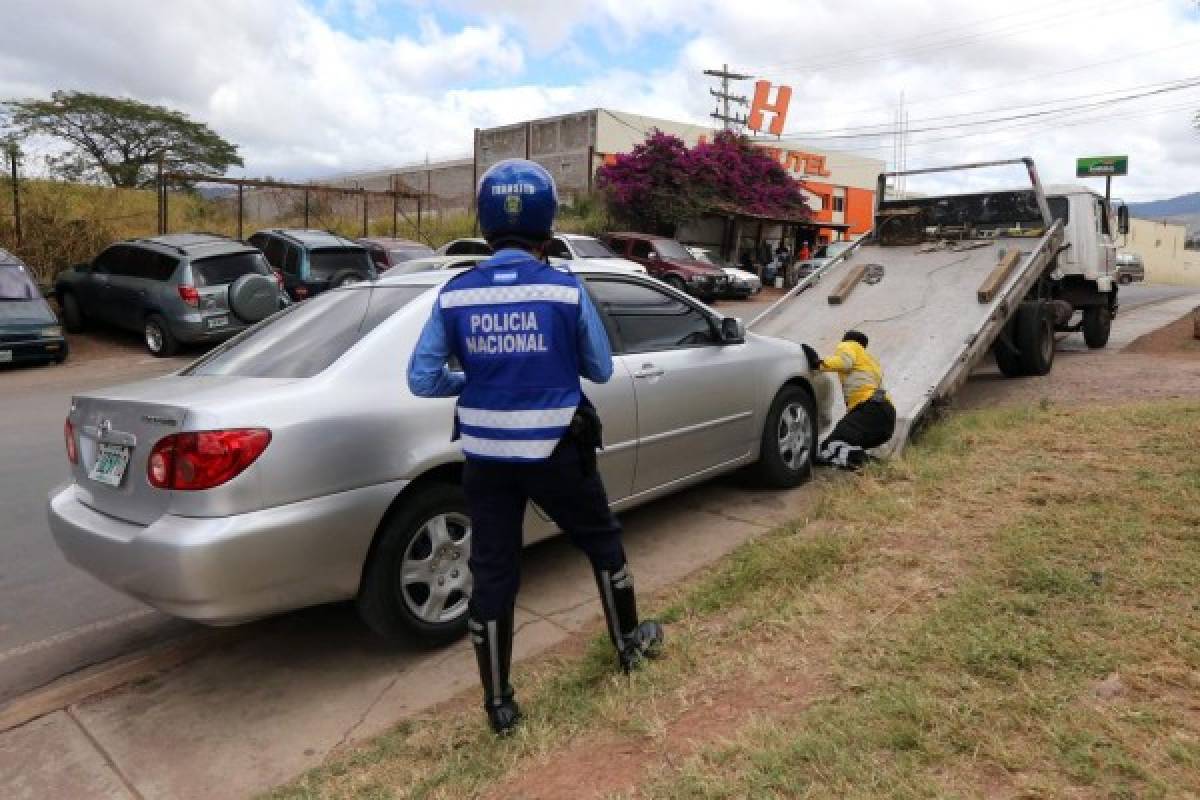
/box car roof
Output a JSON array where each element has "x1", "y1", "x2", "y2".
[
  {"x1": 357, "y1": 237, "x2": 431, "y2": 248},
  {"x1": 125, "y1": 233, "x2": 253, "y2": 258},
  {"x1": 376, "y1": 260, "x2": 635, "y2": 288},
  {"x1": 0, "y1": 247, "x2": 21, "y2": 265},
  {"x1": 605, "y1": 231, "x2": 668, "y2": 241},
  {"x1": 259, "y1": 228, "x2": 364, "y2": 249},
  {"x1": 557, "y1": 233, "x2": 599, "y2": 241}
]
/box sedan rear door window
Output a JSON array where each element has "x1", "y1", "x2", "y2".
[{"x1": 183, "y1": 285, "x2": 429, "y2": 379}]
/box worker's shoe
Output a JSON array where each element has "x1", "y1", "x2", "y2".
[
  {"x1": 468, "y1": 608, "x2": 521, "y2": 736},
  {"x1": 594, "y1": 564, "x2": 665, "y2": 673}
]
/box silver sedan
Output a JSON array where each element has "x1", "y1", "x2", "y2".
[{"x1": 48, "y1": 264, "x2": 823, "y2": 641}]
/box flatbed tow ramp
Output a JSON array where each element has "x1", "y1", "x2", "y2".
[{"x1": 751, "y1": 159, "x2": 1065, "y2": 455}]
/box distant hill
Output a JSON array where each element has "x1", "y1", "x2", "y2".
[{"x1": 1127, "y1": 192, "x2": 1200, "y2": 219}]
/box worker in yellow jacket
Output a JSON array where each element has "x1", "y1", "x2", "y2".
[{"x1": 802, "y1": 330, "x2": 896, "y2": 469}]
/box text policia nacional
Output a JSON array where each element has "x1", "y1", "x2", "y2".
[{"x1": 465, "y1": 310, "x2": 549, "y2": 355}]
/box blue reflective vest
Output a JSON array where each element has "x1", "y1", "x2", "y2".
[{"x1": 438, "y1": 251, "x2": 584, "y2": 462}]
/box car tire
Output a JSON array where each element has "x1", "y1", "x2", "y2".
[
  {"x1": 749, "y1": 384, "x2": 816, "y2": 488},
  {"x1": 330, "y1": 270, "x2": 364, "y2": 289},
  {"x1": 357, "y1": 483, "x2": 473, "y2": 644},
  {"x1": 1081, "y1": 305, "x2": 1112, "y2": 349},
  {"x1": 1014, "y1": 302, "x2": 1054, "y2": 376},
  {"x1": 144, "y1": 314, "x2": 178, "y2": 357},
  {"x1": 60, "y1": 292, "x2": 85, "y2": 333}
]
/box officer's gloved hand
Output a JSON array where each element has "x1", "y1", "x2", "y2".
[{"x1": 802, "y1": 343, "x2": 822, "y2": 371}]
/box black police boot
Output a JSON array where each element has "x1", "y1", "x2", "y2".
[
  {"x1": 594, "y1": 563, "x2": 664, "y2": 673},
  {"x1": 468, "y1": 607, "x2": 521, "y2": 736}
]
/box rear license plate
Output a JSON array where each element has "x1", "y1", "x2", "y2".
[
  {"x1": 0, "y1": 350, "x2": 11, "y2": 362},
  {"x1": 88, "y1": 443, "x2": 131, "y2": 487},
  {"x1": 205, "y1": 315, "x2": 230, "y2": 330}
]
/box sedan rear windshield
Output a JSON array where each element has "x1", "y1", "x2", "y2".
[
  {"x1": 0, "y1": 265, "x2": 38, "y2": 300},
  {"x1": 310, "y1": 248, "x2": 373, "y2": 280},
  {"x1": 573, "y1": 239, "x2": 617, "y2": 258},
  {"x1": 192, "y1": 252, "x2": 271, "y2": 287},
  {"x1": 182, "y1": 285, "x2": 429, "y2": 378}
]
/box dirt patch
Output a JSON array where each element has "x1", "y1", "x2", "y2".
[{"x1": 1123, "y1": 309, "x2": 1200, "y2": 357}]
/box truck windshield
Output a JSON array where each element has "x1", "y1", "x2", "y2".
[
  {"x1": 1047, "y1": 196, "x2": 1069, "y2": 224},
  {"x1": 0, "y1": 264, "x2": 37, "y2": 300},
  {"x1": 182, "y1": 285, "x2": 428, "y2": 378}
]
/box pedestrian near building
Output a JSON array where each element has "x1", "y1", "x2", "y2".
[
  {"x1": 802, "y1": 330, "x2": 896, "y2": 469},
  {"x1": 407, "y1": 159, "x2": 664, "y2": 737},
  {"x1": 798, "y1": 241, "x2": 812, "y2": 262}
]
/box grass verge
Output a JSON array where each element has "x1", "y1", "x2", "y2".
[{"x1": 265, "y1": 400, "x2": 1200, "y2": 799}]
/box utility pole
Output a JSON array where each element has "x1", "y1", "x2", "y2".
[
  {"x1": 5, "y1": 141, "x2": 21, "y2": 247},
  {"x1": 704, "y1": 64, "x2": 752, "y2": 132}
]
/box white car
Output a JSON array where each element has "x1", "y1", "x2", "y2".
[
  {"x1": 686, "y1": 246, "x2": 762, "y2": 298},
  {"x1": 438, "y1": 235, "x2": 646, "y2": 276},
  {"x1": 384, "y1": 254, "x2": 490, "y2": 276}
]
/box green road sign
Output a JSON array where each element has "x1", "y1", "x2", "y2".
[{"x1": 1076, "y1": 156, "x2": 1128, "y2": 177}]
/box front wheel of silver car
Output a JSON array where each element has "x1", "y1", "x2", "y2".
[
  {"x1": 749, "y1": 385, "x2": 816, "y2": 488},
  {"x1": 357, "y1": 483, "x2": 472, "y2": 643}
]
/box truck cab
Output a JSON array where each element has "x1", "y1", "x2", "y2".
[{"x1": 1043, "y1": 185, "x2": 1129, "y2": 348}]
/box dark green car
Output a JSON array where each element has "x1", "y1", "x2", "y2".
[{"x1": 0, "y1": 248, "x2": 67, "y2": 366}]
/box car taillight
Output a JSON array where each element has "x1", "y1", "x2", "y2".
[
  {"x1": 177, "y1": 284, "x2": 200, "y2": 307},
  {"x1": 147, "y1": 429, "x2": 271, "y2": 490},
  {"x1": 64, "y1": 418, "x2": 78, "y2": 465}
]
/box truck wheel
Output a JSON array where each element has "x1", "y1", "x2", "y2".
[
  {"x1": 993, "y1": 338, "x2": 1024, "y2": 378},
  {"x1": 357, "y1": 483, "x2": 472, "y2": 644},
  {"x1": 1015, "y1": 303, "x2": 1055, "y2": 376},
  {"x1": 749, "y1": 385, "x2": 816, "y2": 488},
  {"x1": 1082, "y1": 306, "x2": 1112, "y2": 349},
  {"x1": 60, "y1": 292, "x2": 85, "y2": 333}
]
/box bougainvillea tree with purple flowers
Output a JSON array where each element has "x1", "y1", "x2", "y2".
[{"x1": 596, "y1": 129, "x2": 810, "y2": 234}]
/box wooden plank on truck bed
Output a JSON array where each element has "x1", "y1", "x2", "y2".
[
  {"x1": 977, "y1": 249, "x2": 1022, "y2": 303},
  {"x1": 828, "y1": 263, "x2": 867, "y2": 305}
]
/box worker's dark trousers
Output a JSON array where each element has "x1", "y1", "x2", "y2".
[
  {"x1": 819, "y1": 397, "x2": 897, "y2": 468},
  {"x1": 463, "y1": 437, "x2": 625, "y2": 621}
]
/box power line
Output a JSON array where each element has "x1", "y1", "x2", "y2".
[{"x1": 703, "y1": 64, "x2": 752, "y2": 131}]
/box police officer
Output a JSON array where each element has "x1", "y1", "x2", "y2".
[
  {"x1": 407, "y1": 158, "x2": 664, "y2": 736},
  {"x1": 803, "y1": 330, "x2": 896, "y2": 469}
]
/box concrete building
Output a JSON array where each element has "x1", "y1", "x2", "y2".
[
  {"x1": 332, "y1": 108, "x2": 884, "y2": 248},
  {"x1": 1127, "y1": 218, "x2": 1200, "y2": 286}
]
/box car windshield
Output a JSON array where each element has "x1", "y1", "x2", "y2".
[
  {"x1": 572, "y1": 239, "x2": 617, "y2": 258},
  {"x1": 309, "y1": 248, "x2": 372, "y2": 280},
  {"x1": 0, "y1": 264, "x2": 37, "y2": 300},
  {"x1": 192, "y1": 252, "x2": 271, "y2": 287},
  {"x1": 653, "y1": 239, "x2": 692, "y2": 260},
  {"x1": 182, "y1": 285, "x2": 429, "y2": 378}
]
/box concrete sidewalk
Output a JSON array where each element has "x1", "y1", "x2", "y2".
[{"x1": 0, "y1": 475, "x2": 828, "y2": 800}]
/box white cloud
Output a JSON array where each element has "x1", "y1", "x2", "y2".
[{"x1": 2, "y1": 0, "x2": 1198, "y2": 199}]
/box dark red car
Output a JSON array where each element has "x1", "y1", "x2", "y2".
[
  {"x1": 356, "y1": 237, "x2": 435, "y2": 272},
  {"x1": 603, "y1": 232, "x2": 728, "y2": 302}
]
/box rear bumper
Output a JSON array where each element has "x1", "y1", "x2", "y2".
[
  {"x1": 169, "y1": 314, "x2": 252, "y2": 344},
  {"x1": 47, "y1": 480, "x2": 406, "y2": 624},
  {"x1": 0, "y1": 336, "x2": 67, "y2": 364}
]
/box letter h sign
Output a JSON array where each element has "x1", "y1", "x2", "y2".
[{"x1": 747, "y1": 80, "x2": 792, "y2": 137}]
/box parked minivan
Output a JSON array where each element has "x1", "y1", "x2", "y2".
[{"x1": 0, "y1": 248, "x2": 67, "y2": 366}]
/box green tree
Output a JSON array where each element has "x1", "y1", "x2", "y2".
[{"x1": 5, "y1": 91, "x2": 242, "y2": 187}]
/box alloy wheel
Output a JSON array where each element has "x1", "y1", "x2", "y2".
[
  {"x1": 144, "y1": 322, "x2": 163, "y2": 353},
  {"x1": 398, "y1": 512, "x2": 472, "y2": 624},
  {"x1": 776, "y1": 401, "x2": 813, "y2": 470}
]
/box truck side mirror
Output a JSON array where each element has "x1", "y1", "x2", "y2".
[{"x1": 1117, "y1": 205, "x2": 1129, "y2": 235}]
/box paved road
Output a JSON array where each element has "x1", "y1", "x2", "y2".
[{"x1": 0, "y1": 283, "x2": 1190, "y2": 703}]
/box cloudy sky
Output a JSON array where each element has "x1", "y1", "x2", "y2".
[{"x1": 2, "y1": 0, "x2": 1199, "y2": 200}]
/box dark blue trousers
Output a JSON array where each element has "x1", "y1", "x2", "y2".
[{"x1": 463, "y1": 438, "x2": 625, "y2": 620}]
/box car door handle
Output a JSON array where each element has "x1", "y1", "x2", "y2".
[{"x1": 634, "y1": 363, "x2": 664, "y2": 379}]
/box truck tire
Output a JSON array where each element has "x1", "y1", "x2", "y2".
[
  {"x1": 749, "y1": 385, "x2": 816, "y2": 488},
  {"x1": 60, "y1": 291, "x2": 85, "y2": 333},
  {"x1": 993, "y1": 337, "x2": 1024, "y2": 378},
  {"x1": 357, "y1": 483, "x2": 471, "y2": 644},
  {"x1": 1015, "y1": 302, "x2": 1055, "y2": 376},
  {"x1": 1082, "y1": 306, "x2": 1112, "y2": 349}
]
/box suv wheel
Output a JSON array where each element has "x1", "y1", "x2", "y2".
[
  {"x1": 144, "y1": 314, "x2": 179, "y2": 357},
  {"x1": 357, "y1": 483, "x2": 472, "y2": 643},
  {"x1": 60, "y1": 292, "x2": 85, "y2": 333}
]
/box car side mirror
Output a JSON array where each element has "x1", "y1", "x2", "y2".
[
  {"x1": 719, "y1": 316, "x2": 745, "y2": 344},
  {"x1": 1117, "y1": 204, "x2": 1130, "y2": 235}
]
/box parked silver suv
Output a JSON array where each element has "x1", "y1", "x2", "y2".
[{"x1": 55, "y1": 234, "x2": 284, "y2": 356}]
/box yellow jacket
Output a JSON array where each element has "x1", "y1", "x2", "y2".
[{"x1": 820, "y1": 340, "x2": 889, "y2": 410}]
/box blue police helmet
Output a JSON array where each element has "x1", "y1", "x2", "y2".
[{"x1": 477, "y1": 159, "x2": 558, "y2": 245}]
